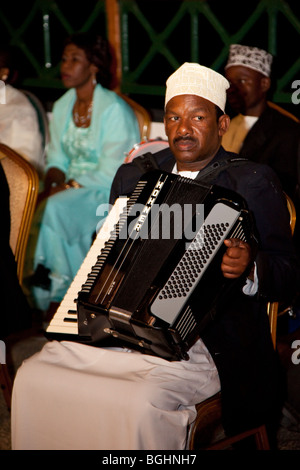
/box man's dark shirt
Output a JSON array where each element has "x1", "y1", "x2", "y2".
[{"x1": 236, "y1": 104, "x2": 300, "y2": 201}]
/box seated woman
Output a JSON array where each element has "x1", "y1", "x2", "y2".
[
  {"x1": 28, "y1": 32, "x2": 140, "y2": 312},
  {"x1": 0, "y1": 45, "x2": 43, "y2": 175}
]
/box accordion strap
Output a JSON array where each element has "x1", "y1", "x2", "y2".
[
  {"x1": 196, "y1": 157, "x2": 249, "y2": 184},
  {"x1": 132, "y1": 152, "x2": 160, "y2": 173},
  {"x1": 133, "y1": 151, "x2": 248, "y2": 184}
]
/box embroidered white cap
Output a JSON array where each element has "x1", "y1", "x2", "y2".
[
  {"x1": 225, "y1": 44, "x2": 273, "y2": 77},
  {"x1": 165, "y1": 62, "x2": 229, "y2": 112}
]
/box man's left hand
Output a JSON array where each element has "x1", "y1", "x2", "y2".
[{"x1": 221, "y1": 238, "x2": 252, "y2": 279}]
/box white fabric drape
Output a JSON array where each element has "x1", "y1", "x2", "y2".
[{"x1": 12, "y1": 338, "x2": 220, "y2": 450}]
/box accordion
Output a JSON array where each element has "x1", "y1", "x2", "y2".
[{"x1": 76, "y1": 170, "x2": 257, "y2": 360}]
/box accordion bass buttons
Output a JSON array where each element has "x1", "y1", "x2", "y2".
[{"x1": 150, "y1": 202, "x2": 241, "y2": 325}]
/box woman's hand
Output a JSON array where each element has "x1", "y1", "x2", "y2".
[
  {"x1": 36, "y1": 168, "x2": 67, "y2": 206},
  {"x1": 44, "y1": 167, "x2": 66, "y2": 192},
  {"x1": 36, "y1": 177, "x2": 82, "y2": 206},
  {"x1": 48, "y1": 179, "x2": 82, "y2": 196}
]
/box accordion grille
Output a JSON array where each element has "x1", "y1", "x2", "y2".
[{"x1": 174, "y1": 306, "x2": 197, "y2": 340}]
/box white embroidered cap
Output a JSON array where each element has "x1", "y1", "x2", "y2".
[
  {"x1": 165, "y1": 62, "x2": 229, "y2": 112},
  {"x1": 225, "y1": 44, "x2": 273, "y2": 77}
]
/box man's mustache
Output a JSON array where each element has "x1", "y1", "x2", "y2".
[{"x1": 173, "y1": 136, "x2": 196, "y2": 144}]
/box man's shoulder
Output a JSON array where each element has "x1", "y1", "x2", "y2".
[
  {"x1": 263, "y1": 104, "x2": 300, "y2": 131},
  {"x1": 225, "y1": 158, "x2": 283, "y2": 194},
  {"x1": 228, "y1": 156, "x2": 277, "y2": 177},
  {"x1": 216, "y1": 147, "x2": 281, "y2": 187}
]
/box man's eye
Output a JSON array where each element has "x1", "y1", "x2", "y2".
[{"x1": 195, "y1": 116, "x2": 204, "y2": 120}]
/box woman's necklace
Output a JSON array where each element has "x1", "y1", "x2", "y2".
[{"x1": 73, "y1": 99, "x2": 93, "y2": 127}]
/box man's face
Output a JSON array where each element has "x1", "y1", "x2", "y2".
[
  {"x1": 164, "y1": 94, "x2": 229, "y2": 171},
  {"x1": 225, "y1": 65, "x2": 270, "y2": 115}
]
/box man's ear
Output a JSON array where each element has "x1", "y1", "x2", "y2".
[
  {"x1": 261, "y1": 76, "x2": 271, "y2": 93},
  {"x1": 218, "y1": 114, "x2": 230, "y2": 137}
]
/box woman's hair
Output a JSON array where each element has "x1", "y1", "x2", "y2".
[
  {"x1": 0, "y1": 45, "x2": 18, "y2": 84},
  {"x1": 63, "y1": 32, "x2": 113, "y2": 89},
  {"x1": 0, "y1": 46, "x2": 12, "y2": 70}
]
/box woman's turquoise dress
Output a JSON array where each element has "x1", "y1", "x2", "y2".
[{"x1": 30, "y1": 84, "x2": 140, "y2": 310}]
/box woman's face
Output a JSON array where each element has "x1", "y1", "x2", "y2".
[{"x1": 60, "y1": 43, "x2": 96, "y2": 89}]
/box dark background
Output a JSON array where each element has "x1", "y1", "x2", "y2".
[{"x1": 0, "y1": 0, "x2": 300, "y2": 119}]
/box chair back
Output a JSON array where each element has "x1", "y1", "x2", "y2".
[
  {"x1": 267, "y1": 192, "x2": 296, "y2": 348},
  {"x1": 124, "y1": 139, "x2": 169, "y2": 163},
  {"x1": 119, "y1": 94, "x2": 151, "y2": 141},
  {"x1": 0, "y1": 143, "x2": 39, "y2": 285},
  {"x1": 21, "y1": 89, "x2": 50, "y2": 160},
  {"x1": 268, "y1": 101, "x2": 300, "y2": 123}
]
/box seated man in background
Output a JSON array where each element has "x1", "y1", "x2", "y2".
[
  {"x1": 11, "y1": 63, "x2": 299, "y2": 450},
  {"x1": 223, "y1": 43, "x2": 300, "y2": 319},
  {"x1": 222, "y1": 44, "x2": 300, "y2": 204}
]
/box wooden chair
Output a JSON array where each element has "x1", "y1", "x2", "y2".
[
  {"x1": 0, "y1": 143, "x2": 39, "y2": 285},
  {"x1": 119, "y1": 94, "x2": 151, "y2": 141},
  {"x1": 0, "y1": 358, "x2": 13, "y2": 411},
  {"x1": 267, "y1": 101, "x2": 300, "y2": 123},
  {"x1": 0, "y1": 143, "x2": 39, "y2": 410},
  {"x1": 189, "y1": 192, "x2": 296, "y2": 450},
  {"x1": 268, "y1": 193, "x2": 296, "y2": 348}
]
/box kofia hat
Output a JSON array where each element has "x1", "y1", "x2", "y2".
[
  {"x1": 165, "y1": 62, "x2": 229, "y2": 112},
  {"x1": 225, "y1": 44, "x2": 273, "y2": 77}
]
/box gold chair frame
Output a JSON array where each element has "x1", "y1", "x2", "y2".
[
  {"x1": 267, "y1": 101, "x2": 300, "y2": 123},
  {"x1": 0, "y1": 143, "x2": 39, "y2": 285},
  {"x1": 0, "y1": 143, "x2": 39, "y2": 410},
  {"x1": 120, "y1": 94, "x2": 151, "y2": 141},
  {"x1": 21, "y1": 89, "x2": 50, "y2": 161}
]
